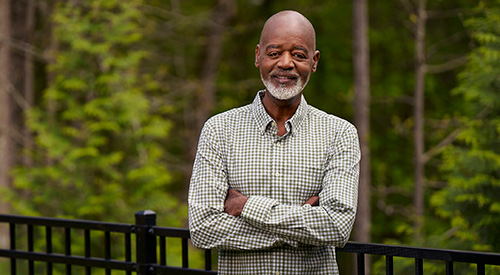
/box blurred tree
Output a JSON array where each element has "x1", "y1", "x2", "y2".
[
  {"x1": 0, "y1": 0, "x2": 13, "y2": 249},
  {"x1": 141, "y1": 0, "x2": 238, "y2": 196},
  {"x1": 7, "y1": 0, "x2": 183, "y2": 226},
  {"x1": 0, "y1": 0, "x2": 37, "y2": 248},
  {"x1": 412, "y1": 0, "x2": 427, "y2": 241},
  {"x1": 367, "y1": 0, "x2": 489, "y2": 248},
  {"x1": 432, "y1": 1, "x2": 500, "y2": 252},
  {"x1": 411, "y1": 0, "x2": 480, "y2": 241},
  {"x1": 352, "y1": 0, "x2": 372, "y2": 273}
]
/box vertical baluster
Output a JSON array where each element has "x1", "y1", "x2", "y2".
[
  {"x1": 10, "y1": 223, "x2": 16, "y2": 275},
  {"x1": 65, "y1": 228, "x2": 71, "y2": 275},
  {"x1": 105, "y1": 231, "x2": 111, "y2": 275},
  {"x1": 385, "y1": 255, "x2": 393, "y2": 275},
  {"x1": 159, "y1": 236, "x2": 166, "y2": 266},
  {"x1": 415, "y1": 258, "x2": 423, "y2": 275},
  {"x1": 46, "y1": 226, "x2": 52, "y2": 275},
  {"x1": 477, "y1": 263, "x2": 485, "y2": 275},
  {"x1": 446, "y1": 261, "x2": 453, "y2": 275},
  {"x1": 182, "y1": 238, "x2": 188, "y2": 269},
  {"x1": 125, "y1": 232, "x2": 132, "y2": 275},
  {"x1": 27, "y1": 224, "x2": 34, "y2": 275},
  {"x1": 84, "y1": 229, "x2": 91, "y2": 275},
  {"x1": 205, "y1": 249, "x2": 212, "y2": 271},
  {"x1": 357, "y1": 253, "x2": 365, "y2": 275}
]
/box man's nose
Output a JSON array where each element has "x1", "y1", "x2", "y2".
[{"x1": 277, "y1": 52, "x2": 294, "y2": 70}]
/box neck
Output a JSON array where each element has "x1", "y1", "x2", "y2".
[{"x1": 262, "y1": 90, "x2": 301, "y2": 133}]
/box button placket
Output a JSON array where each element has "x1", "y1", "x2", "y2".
[{"x1": 273, "y1": 140, "x2": 280, "y2": 179}]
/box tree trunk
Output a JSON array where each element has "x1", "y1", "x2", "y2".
[
  {"x1": 413, "y1": 0, "x2": 427, "y2": 242},
  {"x1": 45, "y1": 2, "x2": 57, "y2": 166},
  {"x1": 184, "y1": 0, "x2": 235, "y2": 190},
  {"x1": 353, "y1": 0, "x2": 371, "y2": 273},
  {"x1": 0, "y1": 0, "x2": 35, "y2": 226},
  {"x1": 0, "y1": 0, "x2": 13, "y2": 248},
  {"x1": 23, "y1": 0, "x2": 35, "y2": 167}
]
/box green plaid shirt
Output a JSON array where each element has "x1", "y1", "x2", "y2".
[{"x1": 188, "y1": 91, "x2": 360, "y2": 274}]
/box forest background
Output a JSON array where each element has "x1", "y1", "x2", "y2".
[{"x1": 1, "y1": 0, "x2": 499, "y2": 274}]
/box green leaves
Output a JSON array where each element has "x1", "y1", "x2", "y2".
[
  {"x1": 11, "y1": 0, "x2": 180, "y2": 225},
  {"x1": 431, "y1": 1, "x2": 500, "y2": 252}
]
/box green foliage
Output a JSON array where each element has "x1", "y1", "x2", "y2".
[
  {"x1": 431, "y1": 1, "x2": 500, "y2": 252},
  {"x1": 4, "y1": 0, "x2": 500, "y2": 272},
  {"x1": 9, "y1": 0, "x2": 182, "y2": 226}
]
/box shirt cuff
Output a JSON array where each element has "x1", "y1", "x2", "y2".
[{"x1": 240, "y1": 195, "x2": 278, "y2": 228}]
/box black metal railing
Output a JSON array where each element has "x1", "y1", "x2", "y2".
[
  {"x1": 1, "y1": 211, "x2": 499, "y2": 274},
  {"x1": 338, "y1": 242, "x2": 500, "y2": 275},
  {"x1": 0, "y1": 211, "x2": 215, "y2": 275}
]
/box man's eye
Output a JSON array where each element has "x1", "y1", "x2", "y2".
[
  {"x1": 294, "y1": 53, "x2": 306, "y2": 59},
  {"x1": 268, "y1": 52, "x2": 280, "y2": 57}
]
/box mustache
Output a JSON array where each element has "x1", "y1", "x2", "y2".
[{"x1": 269, "y1": 70, "x2": 299, "y2": 78}]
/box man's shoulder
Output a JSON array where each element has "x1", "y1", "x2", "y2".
[
  {"x1": 204, "y1": 103, "x2": 253, "y2": 129},
  {"x1": 307, "y1": 105, "x2": 356, "y2": 132}
]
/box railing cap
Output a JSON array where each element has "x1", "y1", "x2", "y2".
[
  {"x1": 135, "y1": 210, "x2": 156, "y2": 216},
  {"x1": 135, "y1": 210, "x2": 156, "y2": 226}
]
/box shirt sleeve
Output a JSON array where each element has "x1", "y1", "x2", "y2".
[
  {"x1": 188, "y1": 119, "x2": 285, "y2": 250},
  {"x1": 240, "y1": 123, "x2": 360, "y2": 248}
]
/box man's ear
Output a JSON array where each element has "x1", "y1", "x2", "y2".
[
  {"x1": 255, "y1": 44, "x2": 261, "y2": 68},
  {"x1": 312, "y1": 50, "x2": 320, "y2": 72}
]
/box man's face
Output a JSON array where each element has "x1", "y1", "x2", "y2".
[{"x1": 255, "y1": 20, "x2": 319, "y2": 101}]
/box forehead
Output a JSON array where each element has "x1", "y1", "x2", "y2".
[{"x1": 260, "y1": 15, "x2": 316, "y2": 50}]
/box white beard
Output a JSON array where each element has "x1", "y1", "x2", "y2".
[{"x1": 261, "y1": 73, "x2": 309, "y2": 100}]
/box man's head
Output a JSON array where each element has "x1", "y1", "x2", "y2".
[{"x1": 255, "y1": 10, "x2": 320, "y2": 101}]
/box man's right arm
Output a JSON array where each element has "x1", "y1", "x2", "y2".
[{"x1": 188, "y1": 120, "x2": 283, "y2": 250}]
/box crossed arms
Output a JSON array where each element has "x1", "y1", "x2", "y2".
[
  {"x1": 224, "y1": 189, "x2": 319, "y2": 216},
  {"x1": 188, "y1": 120, "x2": 360, "y2": 251}
]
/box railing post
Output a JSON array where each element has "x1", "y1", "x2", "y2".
[
  {"x1": 10, "y1": 223, "x2": 16, "y2": 275},
  {"x1": 415, "y1": 258, "x2": 423, "y2": 275},
  {"x1": 386, "y1": 255, "x2": 393, "y2": 275},
  {"x1": 357, "y1": 253, "x2": 365, "y2": 275},
  {"x1": 135, "y1": 210, "x2": 157, "y2": 275}
]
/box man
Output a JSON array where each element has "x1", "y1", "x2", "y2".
[{"x1": 188, "y1": 10, "x2": 360, "y2": 274}]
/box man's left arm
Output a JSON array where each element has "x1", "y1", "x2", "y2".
[{"x1": 227, "y1": 123, "x2": 360, "y2": 248}]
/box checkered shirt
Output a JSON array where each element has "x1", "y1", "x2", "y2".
[{"x1": 188, "y1": 91, "x2": 360, "y2": 275}]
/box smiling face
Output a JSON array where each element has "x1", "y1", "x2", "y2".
[{"x1": 255, "y1": 11, "x2": 320, "y2": 101}]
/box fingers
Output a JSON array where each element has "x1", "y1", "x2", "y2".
[
  {"x1": 224, "y1": 189, "x2": 248, "y2": 216},
  {"x1": 303, "y1": 196, "x2": 319, "y2": 206},
  {"x1": 226, "y1": 189, "x2": 242, "y2": 200}
]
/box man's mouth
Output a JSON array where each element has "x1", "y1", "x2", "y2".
[{"x1": 271, "y1": 73, "x2": 299, "y2": 85}]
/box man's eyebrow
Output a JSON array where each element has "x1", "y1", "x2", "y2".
[
  {"x1": 294, "y1": 46, "x2": 309, "y2": 53},
  {"x1": 265, "y1": 45, "x2": 309, "y2": 53},
  {"x1": 265, "y1": 45, "x2": 281, "y2": 51}
]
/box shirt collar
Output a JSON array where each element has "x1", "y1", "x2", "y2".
[{"x1": 252, "y1": 90, "x2": 309, "y2": 136}]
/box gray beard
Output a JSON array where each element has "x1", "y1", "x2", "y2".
[{"x1": 261, "y1": 74, "x2": 309, "y2": 100}]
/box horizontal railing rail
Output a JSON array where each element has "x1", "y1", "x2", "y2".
[
  {"x1": 1, "y1": 211, "x2": 499, "y2": 275},
  {"x1": 338, "y1": 242, "x2": 500, "y2": 275}
]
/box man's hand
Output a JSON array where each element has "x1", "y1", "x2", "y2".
[
  {"x1": 303, "y1": 196, "x2": 319, "y2": 206},
  {"x1": 224, "y1": 189, "x2": 248, "y2": 216}
]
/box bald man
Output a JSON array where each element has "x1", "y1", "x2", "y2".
[{"x1": 188, "y1": 10, "x2": 360, "y2": 274}]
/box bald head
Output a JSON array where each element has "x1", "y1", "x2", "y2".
[
  {"x1": 255, "y1": 10, "x2": 320, "y2": 103},
  {"x1": 259, "y1": 10, "x2": 316, "y2": 50}
]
